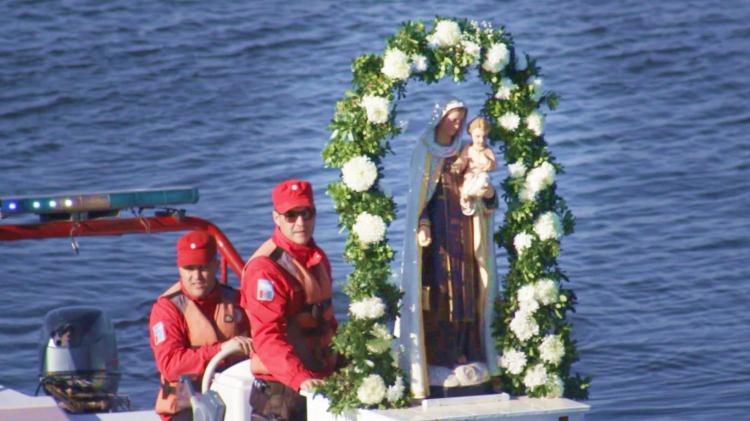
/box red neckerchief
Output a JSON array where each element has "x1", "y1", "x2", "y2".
[{"x1": 272, "y1": 227, "x2": 323, "y2": 268}]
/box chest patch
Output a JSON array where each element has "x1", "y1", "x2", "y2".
[{"x1": 256, "y1": 279, "x2": 275, "y2": 302}]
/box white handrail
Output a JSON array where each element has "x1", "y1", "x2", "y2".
[{"x1": 201, "y1": 347, "x2": 243, "y2": 394}]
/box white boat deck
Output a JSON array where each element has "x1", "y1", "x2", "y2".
[
  {"x1": 2, "y1": 384, "x2": 589, "y2": 421},
  {"x1": 0, "y1": 385, "x2": 159, "y2": 421}
]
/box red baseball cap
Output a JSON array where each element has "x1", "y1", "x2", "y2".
[
  {"x1": 272, "y1": 179, "x2": 315, "y2": 213},
  {"x1": 176, "y1": 231, "x2": 217, "y2": 267}
]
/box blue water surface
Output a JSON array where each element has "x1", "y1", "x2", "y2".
[{"x1": 1, "y1": 1, "x2": 749, "y2": 419}]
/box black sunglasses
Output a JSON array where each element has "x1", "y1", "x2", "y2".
[{"x1": 280, "y1": 208, "x2": 316, "y2": 223}]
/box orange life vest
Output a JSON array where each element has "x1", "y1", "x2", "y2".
[
  {"x1": 154, "y1": 283, "x2": 247, "y2": 416},
  {"x1": 245, "y1": 239, "x2": 336, "y2": 376}
]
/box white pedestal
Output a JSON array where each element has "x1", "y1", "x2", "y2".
[{"x1": 305, "y1": 392, "x2": 590, "y2": 421}]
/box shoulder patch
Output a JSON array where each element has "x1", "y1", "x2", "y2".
[
  {"x1": 152, "y1": 321, "x2": 166, "y2": 345},
  {"x1": 256, "y1": 279, "x2": 275, "y2": 302}
]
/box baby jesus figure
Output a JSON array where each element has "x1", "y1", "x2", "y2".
[{"x1": 452, "y1": 116, "x2": 497, "y2": 216}]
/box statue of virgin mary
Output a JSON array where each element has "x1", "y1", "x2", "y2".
[{"x1": 396, "y1": 99, "x2": 499, "y2": 399}]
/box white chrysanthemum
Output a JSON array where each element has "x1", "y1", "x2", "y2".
[
  {"x1": 509, "y1": 310, "x2": 539, "y2": 342},
  {"x1": 523, "y1": 364, "x2": 548, "y2": 389},
  {"x1": 350, "y1": 296, "x2": 386, "y2": 320},
  {"x1": 524, "y1": 161, "x2": 556, "y2": 196},
  {"x1": 366, "y1": 323, "x2": 393, "y2": 354},
  {"x1": 353, "y1": 212, "x2": 386, "y2": 245},
  {"x1": 526, "y1": 112, "x2": 544, "y2": 136},
  {"x1": 534, "y1": 278, "x2": 559, "y2": 306},
  {"x1": 357, "y1": 374, "x2": 386, "y2": 405},
  {"x1": 539, "y1": 335, "x2": 565, "y2": 366},
  {"x1": 386, "y1": 377, "x2": 405, "y2": 403},
  {"x1": 517, "y1": 285, "x2": 537, "y2": 310},
  {"x1": 533, "y1": 211, "x2": 563, "y2": 241},
  {"x1": 519, "y1": 297, "x2": 539, "y2": 314},
  {"x1": 427, "y1": 20, "x2": 462, "y2": 48},
  {"x1": 411, "y1": 54, "x2": 428, "y2": 72},
  {"x1": 382, "y1": 49, "x2": 411, "y2": 81},
  {"x1": 481, "y1": 43, "x2": 509, "y2": 73},
  {"x1": 528, "y1": 76, "x2": 545, "y2": 101},
  {"x1": 519, "y1": 187, "x2": 535, "y2": 202},
  {"x1": 494, "y1": 77, "x2": 517, "y2": 100},
  {"x1": 342, "y1": 156, "x2": 377, "y2": 192},
  {"x1": 507, "y1": 160, "x2": 527, "y2": 179},
  {"x1": 499, "y1": 112, "x2": 520, "y2": 131},
  {"x1": 461, "y1": 40, "x2": 481, "y2": 62},
  {"x1": 545, "y1": 374, "x2": 565, "y2": 398},
  {"x1": 361, "y1": 95, "x2": 389, "y2": 124},
  {"x1": 500, "y1": 348, "x2": 527, "y2": 375},
  {"x1": 514, "y1": 232, "x2": 533, "y2": 255}
]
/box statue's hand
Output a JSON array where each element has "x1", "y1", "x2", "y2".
[
  {"x1": 417, "y1": 225, "x2": 432, "y2": 247},
  {"x1": 479, "y1": 183, "x2": 496, "y2": 199},
  {"x1": 451, "y1": 158, "x2": 465, "y2": 175}
]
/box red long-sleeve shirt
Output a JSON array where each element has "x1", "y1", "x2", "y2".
[
  {"x1": 240, "y1": 229, "x2": 337, "y2": 391},
  {"x1": 149, "y1": 283, "x2": 235, "y2": 382}
]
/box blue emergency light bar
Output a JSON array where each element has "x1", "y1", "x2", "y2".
[{"x1": 0, "y1": 187, "x2": 199, "y2": 218}]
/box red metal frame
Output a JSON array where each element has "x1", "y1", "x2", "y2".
[{"x1": 0, "y1": 215, "x2": 245, "y2": 284}]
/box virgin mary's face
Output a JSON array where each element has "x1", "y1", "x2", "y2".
[{"x1": 437, "y1": 108, "x2": 466, "y2": 138}]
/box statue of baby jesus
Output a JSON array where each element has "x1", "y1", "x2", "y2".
[{"x1": 452, "y1": 117, "x2": 497, "y2": 216}]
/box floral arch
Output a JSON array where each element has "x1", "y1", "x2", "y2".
[{"x1": 319, "y1": 17, "x2": 590, "y2": 413}]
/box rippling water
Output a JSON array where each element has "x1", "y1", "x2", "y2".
[{"x1": 1, "y1": 1, "x2": 749, "y2": 419}]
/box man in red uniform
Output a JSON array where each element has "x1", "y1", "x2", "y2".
[
  {"x1": 241, "y1": 179, "x2": 338, "y2": 421},
  {"x1": 149, "y1": 230, "x2": 252, "y2": 421}
]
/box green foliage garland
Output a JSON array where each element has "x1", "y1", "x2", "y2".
[{"x1": 320, "y1": 17, "x2": 589, "y2": 413}]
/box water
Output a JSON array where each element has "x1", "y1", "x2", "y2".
[{"x1": 1, "y1": 1, "x2": 749, "y2": 419}]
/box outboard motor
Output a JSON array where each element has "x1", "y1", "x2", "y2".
[{"x1": 37, "y1": 306, "x2": 128, "y2": 412}]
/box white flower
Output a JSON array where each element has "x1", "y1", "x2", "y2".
[
  {"x1": 519, "y1": 187, "x2": 536, "y2": 202},
  {"x1": 499, "y1": 112, "x2": 520, "y2": 131},
  {"x1": 517, "y1": 284, "x2": 538, "y2": 314},
  {"x1": 461, "y1": 40, "x2": 481, "y2": 63},
  {"x1": 523, "y1": 364, "x2": 548, "y2": 389},
  {"x1": 509, "y1": 310, "x2": 539, "y2": 342},
  {"x1": 341, "y1": 156, "x2": 377, "y2": 192},
  {"x1": 386, "y1": 377, "x2": 405, "y2": 403},
  {"x1": 494, "y1": 77, "x2": 517, "y2": 100},
  {"x1": 533, "y1": 211, "x2": 563, "y2": 241},
  {"x1": 357, "y1": 374, "x2": 386, "y2": 405},
  {"x1": 366, "y1": 323, "x2": 393, "y2": 354},
  {"x1": 545, "y1": 374, "x2": 565, "y2": 398},
  {"x1": 499, "y1": 348, "x2": 527, "y2": 375},
  {"x1": 411, "y1": 54, "x2": 428, "y2": 72},
  {"x1": 514, "y1": 232, "x2": 533, "y2": 255},
  {"x1": 507, "y1": 160, "x2": 527, "y2": 178},
  {"x1": 526, "y1": 112, "x2": 544, "y2": 136},
  {"x1": 481, "y1": 43, "x2": 509, "y2": 73},
  {"x1": 539, "y1": 335, "x2": 565, "y2": 366},
  {"x1": 353, "y1": 212, "x2": 386, "y2": 245},
  {"x1": 534, "y1": 278, "x2": 559, "y2": 306},
  {"x1": 524, "y1": 161, "x2": 556, "y2": 196},
  {"x1": 528, "y1": 76, "x2": 544, "y2": 101},
  {"x1": 350, "y1": 296, "x2": 386, "y2": 320},
  {"x1": 519, "y1": 297, "x2": 539, "y2": 314},
  {"x1": 361, "y1": 95, "x2": 389, "y2": 124},
  {"x1": 382, "y1": 49, "x2": 411, "y2": 81},
  {"x1": 427, "y1": 20, "x2": 462, "y2": 48}
]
